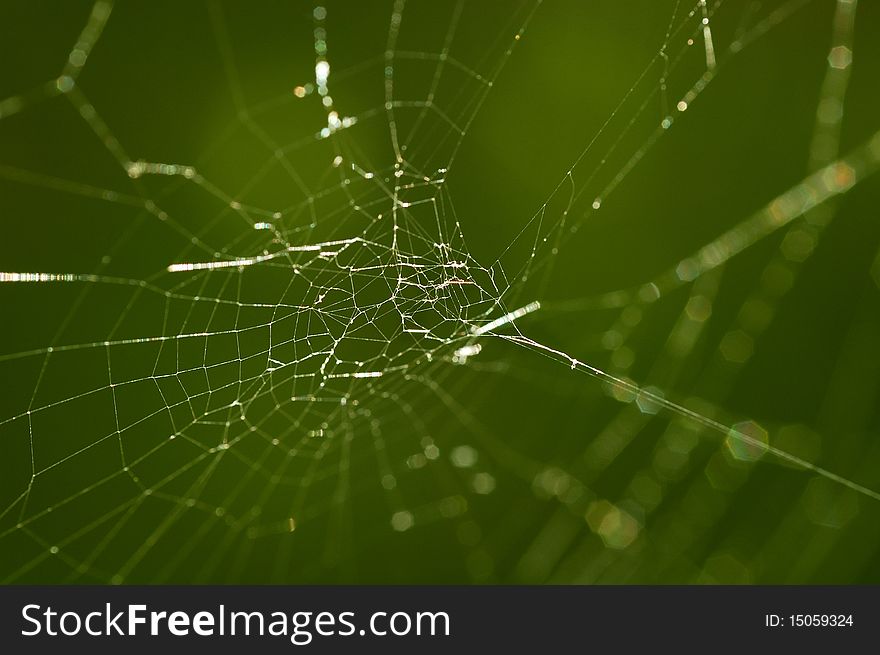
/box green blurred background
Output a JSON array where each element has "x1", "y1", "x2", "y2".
[{"x1": 1, "y1": 0, "x2": 880, "y2": 583}]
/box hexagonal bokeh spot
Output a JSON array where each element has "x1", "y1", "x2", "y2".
[
  {"x1": 635, "y1": 386, "x2": 664, "y2": 415},
  {"x1": 725, "y1": 420, "x2": 769, "y2": 462},
  {"x1": 585, "y1": 500, "x2": 641, "y2": 550}
]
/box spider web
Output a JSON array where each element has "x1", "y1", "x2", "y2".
[{"x1": 1, "y1": 0, "x2": 879, "y2": 583}]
